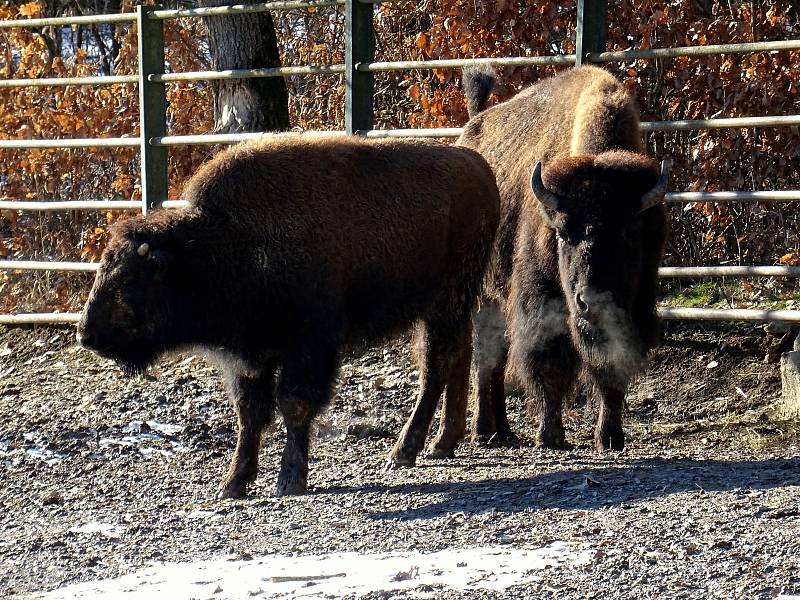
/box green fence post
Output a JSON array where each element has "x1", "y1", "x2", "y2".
[
  {"x1": 345, "y1": 0, "x2": 374, "y2": 135},
  {"x1": 575, "y1": 0, "x2": 607, "y2": 66},
  {"x1": 136, "y1": 4, "x2": 168, "y2": 214}
]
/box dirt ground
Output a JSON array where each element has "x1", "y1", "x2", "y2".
[{"x1": 1, "y1": 320, "x2": 799, "y2": 599}]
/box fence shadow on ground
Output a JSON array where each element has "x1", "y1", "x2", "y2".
[{"x1": 314, "y1": 457, "x2": 799, "y2": 521}]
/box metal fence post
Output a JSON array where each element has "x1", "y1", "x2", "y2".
[
  {"x1": 575, "y1": 0, "x2": 607, "y2": 66},
  {"x1": 345, "y1": 0, "x2": 374, "y2": 135},
  {"x1": 137, "y1": 5, "x2": 168, "y2": 213}
]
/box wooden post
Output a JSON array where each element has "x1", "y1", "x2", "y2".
[
  {"x1": 137, "y1": 5, "x2": 168, "y2": 213},
  {"x1": 345, "y1": 0, "x2": 374, "y2": 135},
  {"x1": 575, "y1": 0, "x2": 607, "y2": 66}
]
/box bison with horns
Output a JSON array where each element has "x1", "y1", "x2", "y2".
[
  {"x1": 78, "y1": 134, "x2": 500, "y2": 497},
  {"x1": 430, "y1": 65, "x2": 670, "y2": 454}
]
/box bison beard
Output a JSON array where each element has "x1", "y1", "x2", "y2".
[
  {"x1": 77, "y1": 134, "x2": 500, "y2": 498},
  {"x1": 444, "y1": 65, "x2": 669, "y2": 452}
]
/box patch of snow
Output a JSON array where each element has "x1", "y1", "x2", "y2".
[
  {"x1": 30, "y1": 542, "x2": 591, "y2": 599},
  {"x1": 69, "y1": 522, "x2": 127, "y2": 539}
]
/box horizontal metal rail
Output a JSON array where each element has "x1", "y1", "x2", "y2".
[
  {"x1": 150, "y1": 64, "x2": 344, "y2": 83},
  {"x1": 0, "y1": 313, "x2": 82, "y2": 325},
  {"x1": 0, "y1": 200, "x2": 141, "y2": 211},
  {"x1": 665, "y1": 191, "x2": 800, "y2": 203},
  {"x1": 150, "y1": 0, "x2": 344, "y2": 20},
  {"x1": 658, "y1": 307, "x2": 800, "y2": 322},
  {"x1": 161, "y1": 200, "x2": 190, "y2": 209},
  {"x1": 641, "y1": 114, "x2": 800, "y2": 131},
  {"x1": 659, "y1": 266, "x2": 800, "y2": 278},
  {"x1": 0, "y1": 137, "x2": 140, "y2": 149},
  {"x1": 3, "y1": 193, "x2": 794, "y2": 211},
  {"x1": 3, "y1": 308, "x2": 798, "y2": 325},
  {"x1": 0, "y1": 12, "x2": 136, "y2": 28},
  {"x1": 364, "y1": 114, "x2": 800, "y2": 138},
  {"x1": 358, "y1": 55, "x2": 577, "y2": 72},
  {"x1": 0, "y1": 75, "x2": 138, "y2": 89},
  {"x1": 364, "y1": 128, "x2": 463, "y2": 138},
  {"x1": 150, "y1": 130, "x2": 345, "y2": 146},
  {"x1": 589, "y1": 39, "x2": 800, "y2": 63},
  {"x1": 0, "y1": 261, "x2": 98, "y2": 272}
]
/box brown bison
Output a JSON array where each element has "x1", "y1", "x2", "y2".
[
  {"x1": 428, "y1": 65, "x2": 670, "y2": 454},
  {"x1": 78, "y1": 134, "x2": 500, "y2": 497}
]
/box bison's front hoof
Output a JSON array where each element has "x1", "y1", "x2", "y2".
[
  {"x1": 275, "y1": 475, "x2": 307, "y2": 497},
  {"x1": 535, "y1": 425, "x2": 571, "y2": 450},
  {"x1": 595, "y1": 424, "x2": 625, "y2": 452}
]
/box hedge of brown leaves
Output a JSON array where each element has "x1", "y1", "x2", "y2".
[{"x1": 0, "y1": 0, "x2": 798, "y2": 313}]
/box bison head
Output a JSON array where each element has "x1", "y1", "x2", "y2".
[
  {"x1": 77, "y1": 215, "x2": 180, "y2": 374},
  {"x1": 530, "y1": 151, "x2": 669, "y2": 377}
]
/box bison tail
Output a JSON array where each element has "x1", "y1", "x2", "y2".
[{"x1": 462, "y1": 65, "x2": 496, "y2": 118}]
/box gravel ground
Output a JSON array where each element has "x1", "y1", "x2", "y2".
[{"x1": 0, "y1": 321, "x2": 799, "y2": 598}]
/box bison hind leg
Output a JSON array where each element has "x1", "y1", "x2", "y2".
[
  {"x1": 389, "y1": 313, "x2": 470, "y2": 467},
  {"x1": 427, "y1": 322, "x2": 472, "y2": 459},
  {"x1": 469, "y1": 299, "x2": 513, "y2": 446},
  {"x1": 218, "y1": 361, "x2": 280, "y2": 500}
]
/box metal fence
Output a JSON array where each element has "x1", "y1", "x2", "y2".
[{"x1": 1, "y1": 0, "x2": 800, "y2": 324}]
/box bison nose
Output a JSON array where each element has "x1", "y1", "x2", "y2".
[
  {"x1": 77, "y1": 328, "x2": 101, "y2": 350},
  {"x1": 575, "y1": 290, "x2": 589, "y2": 315}
]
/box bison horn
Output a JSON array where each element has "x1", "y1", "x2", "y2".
[
  {"x1": 137, "y1": 242, "x2": 150, "y2": 257},
  {"x1": 639, "y1": 159, "x2": 672, "y2": 213},
  {"x1": 529, "y1": 162, "x2": 562, "y2": 212}
]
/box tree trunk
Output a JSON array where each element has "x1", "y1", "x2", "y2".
[{"x1": 199, "y1": 0, "x2": 291, "y2": 133}]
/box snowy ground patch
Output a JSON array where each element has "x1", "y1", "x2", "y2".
[{"x1": 30, "y1": 542, "x2": 590, "y2": 599}]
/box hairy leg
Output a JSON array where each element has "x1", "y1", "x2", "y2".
[
  {"x1": 274, "y1": 331, "x2": 339, "y2": 496},
  {"x1": 510, "y1": 334, "x2": 577, "y2": 450},
  {"x1": 389, "y1": 317, "x2": 465, "y2": 467},
  {"x1": 585, "y1": 370, "x2": 627, "y2": 452},
  {"x1": 428, "y1": 323, "x2": 472, "y2": 459},
  {"x1": 470, "y1": 299, "x2": 510, "y2": 444},
  {"x1": 218, "y1": 360, "x2": 279, "y2": 499}
]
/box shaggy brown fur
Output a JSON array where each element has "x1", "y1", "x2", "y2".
[
  {"x1": 431, "y1": 65, "x2": 669, "y2": 452},
  {"x1": 78, "y1": 134, "x2": 500, "y2": 498}
]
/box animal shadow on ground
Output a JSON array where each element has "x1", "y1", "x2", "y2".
[{"x1": 316, "y1": 457, "x2": 799, "y2": 521}]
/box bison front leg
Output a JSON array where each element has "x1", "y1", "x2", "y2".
[
  {"x1": 588, "y1": 376, "x2": 626, "y2": 452},
  {"x1": 513, "y1": 336, "x2": 577, "y2": 450},
  {"x1": 274, "y1": 337, "x2": 339, "y2": 496},
  {"x1": 218, "y1": 362, "x2": 279, "y2": 499}
]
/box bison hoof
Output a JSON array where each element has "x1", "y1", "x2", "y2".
[
  {"x1": 385, "y1": 450, "x2": 416, "y2": 470},
  {"x1": 535, "y1": 426, "x2": 571, "y2": 450},
  {"x1": 595, "y1": 425, "x2": 625, "y2": 452},
  {"x1": 217, "y1": 482, "x2": 248, "y2": 500},
  {"x1": 276, "y1": 475, "x2": 307, "y2": 497},
  {"x1": 427, "y1": 445, "x2": 454, "y2": 460}
]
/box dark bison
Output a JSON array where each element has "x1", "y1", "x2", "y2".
[
  {"x1": 429, "y1": 65, "x2": 669, "y2": 454},
  {"x1": 78, "y1": 134, "x2": 500, "y2": 497}
]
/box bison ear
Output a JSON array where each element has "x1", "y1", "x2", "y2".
[{"x1": 638, "y1": 159, "x2": 672, "y2": 214}]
